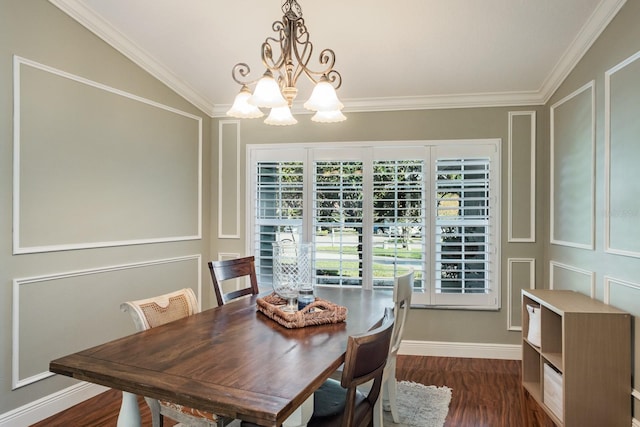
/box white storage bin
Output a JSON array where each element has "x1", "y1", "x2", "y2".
[
  {"x1": 526, "y1": 304, "x2": 541, "y2": 347},
  {"x1": 543, "y1": 363, "x2": 563, "y2": 421}
]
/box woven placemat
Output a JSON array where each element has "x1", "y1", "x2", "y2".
[{"x1": 256, "y1": 292, "x2": 347, "y2": 328}]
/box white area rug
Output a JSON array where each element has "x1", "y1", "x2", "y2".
[{"x1": 383, "y1": 381, "x2": 452, "y2": 427}]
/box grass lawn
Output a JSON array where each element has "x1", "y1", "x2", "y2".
[{"x1": 315, "y1": 244, "x2": 422, "y2": 278}]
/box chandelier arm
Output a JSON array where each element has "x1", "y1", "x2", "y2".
[
  {"x1": 261, "y1": 39, "x2": 285, "y2": 72},
  {"x1": 259, "y1": 18, "x2": 291, "y2": 75},
  {"x1": 324, "y1": 69, "x2": 342, "y2": 90},
  {"x1": 288, "y1": 18, "x2": 312, "y2": 88},
  {"x1": 288, "y1": 17, "x2": 340, "y2": 87},
  {"x1": 231, "y1": 63, "x2": 261, "y2": 86},
  {"x1": 297, "y1": 48, "x2": 341, "y2": 88}
]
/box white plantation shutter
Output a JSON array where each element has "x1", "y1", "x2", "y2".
[
  {"x1": 372, "y1": 159, "x2": 426, "y2": 288},
  {"x1": 249, "y1": 141, "x2": 500, "y2": 309},
  {"x1": 425, "y1": 144, "x2": 499, "y2": 308},
  {"x1": 312, "y1": 161, "x2": 364, "y2": 286},
  {"x1": 436, "y1": 158, "x2": 490, "y2": 289},
  {"x1": 253, "y1": 160, "x2": 304, "y2": 286}
]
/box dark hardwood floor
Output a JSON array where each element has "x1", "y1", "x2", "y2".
[
  {"x1": 395, "y1": 356, "x2": 553, "y2": 427},
  {"x1": 31, "y1": 355, "x2": 554, "y2": 427}
]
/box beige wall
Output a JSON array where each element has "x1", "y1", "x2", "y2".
[
  {"x1": 0, "y1": 0, "x2": 211, "y2": 416},
  {"x1": 543, "y1": 0, "x2": 640, "y2": 417}
]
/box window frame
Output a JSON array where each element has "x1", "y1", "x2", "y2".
[{"x1": 247, "y1": 140, "x2": 501, "y2": 310}]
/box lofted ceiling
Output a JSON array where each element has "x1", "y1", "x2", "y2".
[{"x1": 49, "y1": 0, "x2": 626, "y2": 117}]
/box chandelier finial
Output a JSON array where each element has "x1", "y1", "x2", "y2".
[{"x1": 282, "y1": 0, "x2": 303, "y2": 20}]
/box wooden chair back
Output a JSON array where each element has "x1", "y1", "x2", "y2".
[
  {"x1": 208, "y1": 256, "x2": 259, "y2": 307},
  {"x1": 338, "y1": 307, "x2": 395, "y2": 426}
]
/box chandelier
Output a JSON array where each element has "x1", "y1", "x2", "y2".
[{"x1": 226, "y1": 0, "x2": 345, "y2": 125}]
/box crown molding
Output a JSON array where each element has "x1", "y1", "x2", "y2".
[
  {"x1": 211, "y1": 90, "x2": 546, "y2": 118},
  {"x1": 538, "y1": 0, "x2": 627, "y2": 103},
  {"x1": 50, "y1": 0, "x2": 626, "y2": 118},
  {"x1": 48, "y1": 0, "x2": 215, "y2": 115}
]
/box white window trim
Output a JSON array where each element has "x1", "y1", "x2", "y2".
[{"x1": 247, "y1": 139, "x2": 501, "y2": 310}]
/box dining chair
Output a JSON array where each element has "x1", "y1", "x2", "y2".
[
  {"x1": 120, "y1": 288, "x2": 234, "y2": 427},
  {"x1": 376, "y1": 269, "x2": 414, "y2": 427},
  {"x1": 242, "y1": 308, "x2": 394, "y2": 427},
  {"x1": 208, "y1": 256, "x2": 260, "y2": 306},
  {"x1": 308, "y1": 307, "x2": 394, "y2": 427}
]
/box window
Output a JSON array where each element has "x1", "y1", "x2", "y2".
[{"x1": 249, "y1": 141, "x2": 500, "y2": 309}]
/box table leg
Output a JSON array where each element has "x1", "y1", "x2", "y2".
[
  {"x1": 117, "y1": 391, "x2": 142, "y2": 427},
  {"x1": 282, "y1": 394, "x2": 313, "y2": 427}
]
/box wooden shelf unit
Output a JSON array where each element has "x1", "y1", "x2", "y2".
[{"x1": 521, "y1": 289, "x2": 631, "y2": 427}]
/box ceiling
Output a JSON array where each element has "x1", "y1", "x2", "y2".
[{"x1": 49, "y1": 0, "x2": 625, "y2": 117}]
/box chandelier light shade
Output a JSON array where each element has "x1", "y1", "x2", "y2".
[
  {"x1": 249, "y1": 71, "x2": 287, "y2": 108},
  {"x1": 228, "y1": 0, "x2": 345, "y2": 125},
  {"x1": 264, "y1": 106, "x2": 298, "y2": 126},
  {"x1": 226, "y1": 85, "x2": 264, "y2": 118},
  {"x1": 303, "y1": 75, "x2": 344, "y2": 112},
  {"x1": 311, "y1": 109, "x2": 347, "y2": 123}
]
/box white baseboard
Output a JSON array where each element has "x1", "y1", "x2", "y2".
[
  {"x1": 0, "y1": 382, "x2": 108, "y2": 427},
  {"x1": 399, "y1": 340, "x2": 522, "y2": 360},
  {"x1": 629, "y1": 389, "x2": 639, "y2": 427},
  {"x1": 0, "y1": 340, "x2": 517, "y2": 426}
]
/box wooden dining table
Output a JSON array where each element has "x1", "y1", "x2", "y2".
[{"x1": 49, "y1": 287, "x2": 392, "y2": 427}]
